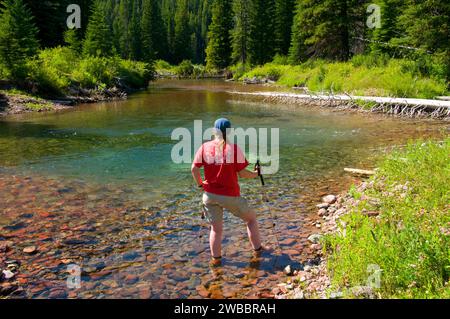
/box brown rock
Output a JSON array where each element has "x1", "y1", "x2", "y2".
[
  {"x1": 124, "y1": 274, "x2": 139, "y2": 285},
  {"x1": 23, "y1": 246, "x2": 37, "y2": 254},
  {"x1": 363, "y1": 211, "x2": 380, "y2": 217},
  {"x1": 284, "y1": 249, "x2": 301, "y2": 256},
  {"x1": 0, "y1": 241, "x2": 13, "y2": 253},
  {"x1": 318, "y1": 209, "x2": 327, "y2": 217},
  {"x1": 48, "y1": 289, "x2": 68, "y2": 299},
  {"x1": 280, "y1": 238, "x2": 296, "y2": 246},
  {"x1": 196, "y1": 286, "x2": 211, "y2": 298}
]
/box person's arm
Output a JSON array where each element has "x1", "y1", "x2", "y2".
[
  {"x1": 238, "y1": 168, "x2": 259, "y2": 179},
  {"x1": 191, "y1": 165, "x2": 203, "y2": 187}
]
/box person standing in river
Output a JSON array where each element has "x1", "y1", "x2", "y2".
[{"x1": 191, "y1": 118, "x2": 266, "y2": 265}]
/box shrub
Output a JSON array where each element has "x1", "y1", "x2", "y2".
[
  {"x1": 272, "y1": 54, "x2": 289, "y2": 65},
  {"x1": 175, "y1": 60, "x2": 194, "y2": 77},
  {"x1": 117, "y1": 59, "x2": 153, "y2": 88},
  {"x1": 26, "y1": 47, "x2": 76, "y2": 95}
]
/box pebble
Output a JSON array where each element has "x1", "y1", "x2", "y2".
[
  {"x1": 23, "y1": 246, "x2": 37, "y2": 254},
  {"x1": 2, "y1": 270, "x2": 15, "y2": 280},
  {"x1": 48, "y1": 289, "x2": 68, "y2": 299},
  {"x1": 316, "y1": 203, "x2": 329, "y2": 209},
  {"x1": 307, "y1": 234, "x2": 323, "y2": 244},
  {"x1": 284, "y1": 265, "x2": 293, "y2": 276},
  {"x1": 0, "y1": 241, "x2": 13, "y2": 253},
  {"x1": 293, "y1": 289, "x2": 304, "y2": 299},
  {"x1": 318, "y1": 208, "x2": 327, "y2": 216},
  {"x1": 322, "y1": 195, "x2": 337, "y2": 204}
]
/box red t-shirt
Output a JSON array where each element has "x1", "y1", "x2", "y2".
[{"x1": 193, "y1": 140, "x2": 249, "y2": 197}]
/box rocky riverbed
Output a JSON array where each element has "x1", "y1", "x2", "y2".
[
  {"x1": 272, "y1": 180, "x2": 381, "y2": 299},
  {"x1": 0, "y1": 171, "x2": 345, "y2": 299}
]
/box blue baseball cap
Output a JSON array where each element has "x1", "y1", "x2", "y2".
[{"x1": 214, "y1": 118, "x2": 231, "y2": 135}]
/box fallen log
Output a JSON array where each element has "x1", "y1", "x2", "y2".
[{"x1": 344, "y1": 168, "x2": 376, "y2": 176}]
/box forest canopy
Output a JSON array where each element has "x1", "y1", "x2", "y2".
[{"x1": 0, "y1": 0, "x2": 449, "y2": 83}]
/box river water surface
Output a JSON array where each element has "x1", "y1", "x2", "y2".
[{"x1": 0, "y1": 80, "x2": 446, "y2": 298}]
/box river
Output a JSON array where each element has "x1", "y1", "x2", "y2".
[{"x1": 0, "y1": 80, "x2": 446, "y2": 298}]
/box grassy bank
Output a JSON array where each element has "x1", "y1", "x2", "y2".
[
  {"x1": 325, "y1": 138, "x2": 450, "y2": 298},
  {"x1": 0, "y1": 47, "x2": 153, "y2": 99},
  {"x1": 237, "y1": 55, "x2": 449, "y2": 99},
  {"x1": 155, "y1": 60, "x2": 227, "y2": 79}
]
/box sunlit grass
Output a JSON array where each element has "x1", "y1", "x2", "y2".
[
  {"x1": 325, "y1": 138, "x2": 450, "y2": 298},
  {"x1": 239, "y1": 56, "x2": 448, "y2": 99}
]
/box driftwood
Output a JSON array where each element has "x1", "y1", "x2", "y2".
[
  {"x1": 228, "y1": 91, "x2": 450, "y2": 120},
  {"x1": 344, "y1": 168, "x2": 376, "y2": 177}
]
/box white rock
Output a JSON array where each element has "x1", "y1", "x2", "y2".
[
  {"x1": 284, "y1": 265, "x2": 293, "y2": 276},
  {"x1": 2, "y1": 269, "x2": 15, "y2": 280},
  {"x1": 322, "y1": 195, "x2": 337, "y2": 204},
  {"x1": 308, "y1": 234, "x2": 323, "y2": 244}
]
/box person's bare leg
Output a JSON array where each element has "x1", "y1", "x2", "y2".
[
  {"x1": 246, "y1": 216, "x2": 262, "y2": 250},
  {"x1": 210, "y1": 221, "x2": 223, "y2": 259}
]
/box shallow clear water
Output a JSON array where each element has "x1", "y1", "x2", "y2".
[{"x1": 0, "y1": 80, "x2": 446, "y2": 298}]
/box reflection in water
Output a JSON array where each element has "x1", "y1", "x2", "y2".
[{"x1": 0, "y1": 80, "x2": 447, "y2": 299}]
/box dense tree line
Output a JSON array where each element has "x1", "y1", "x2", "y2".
[{"x1": 0, "y1": 0, "x2": 449, "y2": 79}]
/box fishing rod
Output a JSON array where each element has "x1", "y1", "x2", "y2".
[{"x1": 255, "y1": 160, "x2": 282, "y2": 258}]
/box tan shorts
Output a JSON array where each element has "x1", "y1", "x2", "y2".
[{"x1": 202, "y1": 192, "x2": 255, "y2": 224}]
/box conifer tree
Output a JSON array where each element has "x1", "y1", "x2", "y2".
[
  {"x1": 141, "y1": 0, "x2": 167, "y2": 62},
  {"x1": 367, "y1": 0, "x2": 405, "y2": 54},
  {"x1": 248, "y1": 0, "x2": 276, "y2": 65},
  {"x1": 64, "y1": 29, "x2": 82, "y2": 54},
  {"x1": 396, "y1": 0, "x2": 450, "y2": 79},
  {"x1": 0, "y1": 0, "x2": 39, "y2": 78},
  {"x1": 288, "y1": 0, "x2": 309, "y2": 64},
  {"x1": 114, "y1": 0, "x2": 133, "y2": 59},
  {"x1": 173, "y1": 0, "x2": 192, "y2": 63},
  {"x1": 289, "y1": 0, "x2": 364, "y2": 63},
  {"x1": 231, "y1": 0, "x2": 251, "y2": 66},
  {"x1": 205, "y1": 0, "x2": 233, "y2": 70},
  {"x1": 274, "y1": 0, "x2": 295, "y2": 56},
  {"x1": 83, "y1": 0, "x2": 114, "y2": 57},
  {"x1": 129, "y1": 0, "x2": 143, "y2": 61}
]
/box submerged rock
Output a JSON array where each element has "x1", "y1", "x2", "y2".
[{"x1": 23, "y1": 246, "x2": 37, "y2": 254}]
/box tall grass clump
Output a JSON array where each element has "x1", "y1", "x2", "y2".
[
  {"x1": 325, "y1": 138, "x2": 450, "y2": 298},
  {"x1": 240, "y1": 55, "x2": 448, "y2": 99}
]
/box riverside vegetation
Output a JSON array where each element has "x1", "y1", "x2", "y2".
[
  {"x1": 275, "y1": 138, "x2": 450, "y2": 299},
  {"x1": 326, "y1": 138, "x2": 450, "y2": 299}
]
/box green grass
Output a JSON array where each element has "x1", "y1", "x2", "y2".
[
  {"x1": 325, "y1": 138, "x2": 450, "y2": 298},
  {"x1": 239, "y1": 55, "x2": 449, "y2": 99},
  {"x1": 155, "y1": 59, "x2": 209, "y2": 78},
  {"x1": 24, "y1": 102, "x2": 53, "y2": 111},
  {"x1": 0, "y1": 47, "x2": 153, "y2": 97}
]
